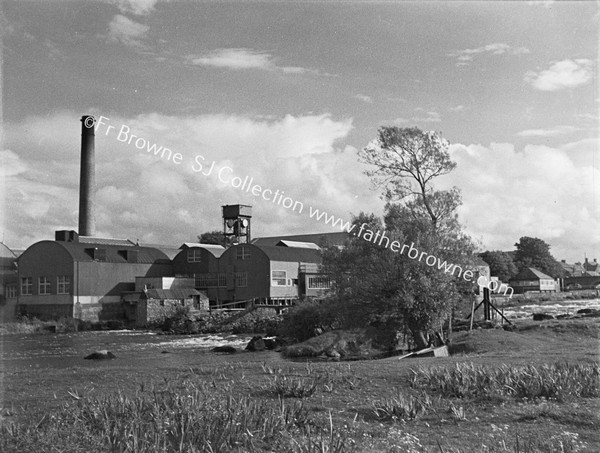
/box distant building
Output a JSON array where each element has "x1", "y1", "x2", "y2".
[
  {"x1": 0, "y1": 242, "x2": 20, "y2": 321},
  {"x1": 252, "y1": 232, "x2": 350, "y2": 248},
  {"x1": 203, "y1": 243, "x2": 329, "y2": 307},
  {"x1": 122, "y1": 276, "x2": 208, "y2": 326},
  {"x1": 509, "y1": 267, "x2": 558, "y2": 294},
  {"x1": 16, "y1": 231, "x2": 174, "y2": 321},
  {"x1": 583, "y1": 257, "x2": 599, "y2": 273},
  {"x1": 559, "y1": 259, "x2": 586, "y2": 277}
]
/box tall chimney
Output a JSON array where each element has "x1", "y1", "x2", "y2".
[{"x1": 78, "y1": 115, "x2": 95, "y2": 236}]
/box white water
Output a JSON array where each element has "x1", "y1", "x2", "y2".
[{"x1": 502, "y1": 298, "x2": 600, "y2": 320}]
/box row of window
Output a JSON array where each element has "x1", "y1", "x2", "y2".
[
  {"x1": 18, "y1": 276, "x2": 71, "y2": 296},
  {"x1": 192, "y1": 270, "x2": 313, "y2": 288},
  {"x1": 512, "y1": 280, "x2": 555, "y2": 287},
  {"x1": 186, "y1": 247, "x2": 252, "y2": 263}
]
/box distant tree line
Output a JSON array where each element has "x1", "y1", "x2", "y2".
[{"x1": 480, "y1": 236, "x2": 565, "y2": 281}]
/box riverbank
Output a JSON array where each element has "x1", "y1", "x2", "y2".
[{"x1": 1, "y1": 316, "x2": 598, "y2": 452}]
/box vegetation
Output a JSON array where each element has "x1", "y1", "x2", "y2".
[
  {"x1": 197, "y1": 230, "x2": 228, "y2": 247},
  {"x1": 514, "y1": 236, "x2": 565, "y2": 278},
  {"x1": 479, "y1": 250, "x2": 519, "y2": 281},
  {"x1": 409, "y1": 362, "x2": 600, "y2": 401},
  {"x1": 319, "y1": 127, "x2": 477, "y2": 349}
]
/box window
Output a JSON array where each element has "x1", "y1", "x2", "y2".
[
  {"x1": 308, "y1": 276, "x2": 331, "y2": 289},
  {"x1": 236, "y1": 246, "x2": 251, "y2": 260},
  {"x1": 5, "y1": 285, "x2": 17, "y2": 298},
  {"x1": 195, "y1": 273, "x2": 227, "y2": 288},
  {"x1": 187, "y1": 249, "x2": 202, "y2": 263},
  {"x1": 272, "y1": 270, "x2": 287, "y2": 286},
  {"x1": 57, "y1": 276, "x2": 71, "y2": 294},
  {"x1": 235, "y1": 272, "x2": 247, "y2": 287},
  {"x1": 21, "y1": 277, "x2": 33, "y2": 295},
  {"x1": 39, "y1": 277, "x2": 51, "y2": 295}
]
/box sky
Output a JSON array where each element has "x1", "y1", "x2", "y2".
[{"x1": 0, "y1": 0, "x2": 598, "y2": 264}]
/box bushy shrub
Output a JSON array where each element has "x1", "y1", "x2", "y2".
[{"x1": 278, "y1": 299, "x2": 340, "y2": 342}]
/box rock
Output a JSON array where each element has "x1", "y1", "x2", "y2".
[
  {"x1": 263, "y1": 338, "x2": 278, "y2": 350},
  {"x1": 577, "y1": 308, "x2": 600, "y2": 315},
  {"x1": 212, "y1": 345, "x2": 237, "y2": 354},
  {"x1": 84, "y1": 350, "x2": 116, "y2": 360},
  {"x1": 326, "y1": 348, "x2": 341, "y2": 360},
  {"x1": 246, "y1": 336, "x2": 266, "y2": 352},
  {"x1": 533, "y1": 313, "x2": 554, "y2": 321}
]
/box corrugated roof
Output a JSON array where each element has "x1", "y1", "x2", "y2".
[
  {"x1": 277, "y1": 240, "x2": 320, "y2": 250},
  {"x1": 254, "y1": 244, "x2": 322, "y2": 263},
  {"x1": 78, "y1": 236, "x2": 136, "y2": 246},
  {"x1": 55, "y1": 241, "x2": 172, "y2": 264},
  {"x1": 179, "y1": 243, "x2": 226, "y2": 257},
  {"x1": 144, "y1": 288, "x2": 205, "y2": 300},
  {"x1": 252, "y1": 232, "x2": 350, "y2": 247}
]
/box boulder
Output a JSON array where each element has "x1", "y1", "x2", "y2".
[
  {"x1": 325, "y1": 348, "x2": 341, "y2": 360},
  {"x1": 212, "y1": 345, "x2": 237, "y2": 354},
  {"x1": 577, "y1": 308, "x2": 600, "y2": 315},
  {"x1": 532, "y1": 313, "x2": 554, "y2": 321},
  {"x1": 263, "y1": 338, "x2": 278, "y2": 350},
  {"x1": 84, "y1": 350, "x2": 116, "y2": 360},
  {"x1": 246, "y1": 336, "x2": 266, "y2": 352}
]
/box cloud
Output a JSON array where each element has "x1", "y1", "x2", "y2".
[
  {"x1": 107, "y1": 14, "x2": 149, "y2": 48},
  {"x1": 185, "y1": 48, "x2": 316, "y2": 74},
  {"x1": 448, "y1": 43, "x2": 529, "y2": 66},
  {"x1": 353, "y1": 94, "x2": 373, "y2": 104},
  {"x1": 527, "y1": 1, "x2": 555, "y2": 7},
  {"x1": 517, "y1": 125, "x2": 579, "y2": 137},
  {"x1": 395, "y1": 108, "x2": 441, "y2": 124},
  {"x1": 3, "y1": 112, "x2": 381, "y2": 250},
  {"x1": 449, "y1": 105, "x2": 466, "y2": 112},
  {"x1": 113, "y1": 0, "x2": 158, "y2": 16},
  {"x1": 438, "y1": 140, "x2": 600, "y2": 262},
  {"x1": 525, "y1": 59, "x2": 594, "y2": 91}
]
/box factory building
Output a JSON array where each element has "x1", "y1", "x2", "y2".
[
  {"x1": 16, "y1": 231, "x2": 175, "y2": 321},
  {"x1": 9, "y1": 116, "x2": 336, "y2": 322}
]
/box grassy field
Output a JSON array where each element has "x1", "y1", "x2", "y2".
[{"x1": 1, "y1": 317, "x2": 598, "y2": 452}]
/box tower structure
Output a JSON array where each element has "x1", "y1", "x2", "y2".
[{"x1": 222, "y1": 204, "x2": 252, "y2": 245}]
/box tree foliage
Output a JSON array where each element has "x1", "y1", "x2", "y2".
[
  {"x1": 359, "y1": 127, "x2": 460, "y2": 229},
  {"x1": 479, "y1": 250, "x2": 518, "y2": 281},
  {"x1": 323, "y1": 127, "x2": 477, "y2": 349},
  {"x1": 197, "y1": 230, "x2": 227, "y2": 247},
  {"x1": 513, "y1": 236, "x2": 564, "y2": 278}
]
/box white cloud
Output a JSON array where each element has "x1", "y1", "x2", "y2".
[
  {"x1": 395, "y1": 108, "x2": 441, "y2": 124},
  {"x1": 438, "y1": 140, "x2": 600, "y2": 262},
  {"x1": 525, "y1": 59, "x2": 594, "y2": 91},
  {"x1": 448, "y1": 43, "x2": 529, "y2": 66},
  {"x1": 527, "y1": 1, "x2": 555, "y2": 7},
  {"x1": 186, "y1": 48, "x2": 316, "y2": 74},
  {"x1": 107, "y1": 14, "x2": 149, "y2": 48},
  {"x1": 517, "y1": 125, "x2": 579, "y2": 137},
  {"x1": 113, "y1": 0, "x2": 158, "y2": 16},
  {"x1": 449, "y1": 105, "x2": 466, "y2": 112},
  {"x1": 354, "y1": 94, "x2": 373, "y2": 103}
]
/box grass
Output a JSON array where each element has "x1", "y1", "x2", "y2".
[
  {"x1": 2, "y1": 317, "x2": 599, "y2": 452},
  {"x1": 409, "y1": 362, "x2": 600, "y2": 401}
]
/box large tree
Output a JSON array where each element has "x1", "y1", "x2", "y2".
[
  {"x1": 513, "y1": 236, "x2": 564, "y2": 278},
  {"x1": 479, "y1": 250, "x2": 518, "y2": 281},
  {"x1": 359, "y1": 127, "x2": 460, "y2": 230},
  {"x1": 323, "y1": 127, "x2": 476, "y2": 349}
]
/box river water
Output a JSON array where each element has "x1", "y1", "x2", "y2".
[
  {"x1": 0, "y1": 330, "x2": 256, "y2": 372},
  {"x1": 1, "y1": 298, "x2": 598, "y2": 372}
]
